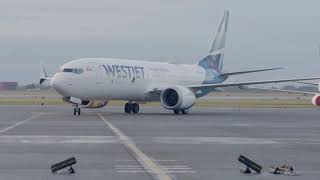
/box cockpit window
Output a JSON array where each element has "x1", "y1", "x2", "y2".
[
  {"x1": 63, "y1": 68, "x2": 73, "y2": 72},
  {"x1": 62, "y1": 68, "x2": 84, "y2": 74},
  {"x1": 75, "y1": 69, "x2": 83, "y2": 74}
]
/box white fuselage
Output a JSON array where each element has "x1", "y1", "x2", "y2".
[{"x1": 51, "y1": 58, "x2": 206, "y2": 101}]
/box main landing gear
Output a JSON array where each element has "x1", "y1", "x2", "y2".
[
  {"x1": 173, "y1": 109, "x2": 189, "y2": 115},
  {"x1": 73, "y1": 105, "x2": 81, "y2": 116},
  {"x1": 124, "y1": 102, "x2": 139, "y2": 114}
]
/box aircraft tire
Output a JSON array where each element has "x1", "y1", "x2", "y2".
[
  {"x1": 73, "y1": 108, "x2": 76, "y2": 116},
  {"x1": 173, "y1": 109, "x2": 180, "y2": 114},
  {"x1": 78, "y1": 108, "x2": 81, "y2": 115},
  {"x1": 181, "y1": 109, "x2": 188, "y2": 114},
  {"x1": 125, "y1": 103, "x2": 132, "y2": 113},
  {"x1": 132, "y1": 103, "x2": 139, "y2": 113}
]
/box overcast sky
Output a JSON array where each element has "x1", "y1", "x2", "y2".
[{"x1": 1, "y1": 0, "x2": 320, "y2": 84}]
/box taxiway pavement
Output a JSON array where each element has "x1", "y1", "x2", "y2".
[{"x1": 0, "y1": 105, "x2": 319, "y2": 180}]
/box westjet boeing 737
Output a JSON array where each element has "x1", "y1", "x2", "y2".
[{"x1": 40, "y1": 10, "x2": 320, "y2": 115}]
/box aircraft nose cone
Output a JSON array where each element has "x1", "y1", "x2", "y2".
[
  {"x1": 51, "y1": 75, "x2": 68, "y2": 96},
  {"x1": 51, "y1": 76, "x2": 61, "y2": 91}
]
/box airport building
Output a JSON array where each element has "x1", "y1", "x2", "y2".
[{"x1": 0, "y1": 82, "x2": 18, "y2": 90}]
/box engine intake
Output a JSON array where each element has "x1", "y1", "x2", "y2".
[{"x1": 160, "y1": 86, "x2": 196, "y2": 110}]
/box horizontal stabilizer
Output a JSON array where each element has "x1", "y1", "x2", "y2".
[{"x1": 219, "y1": 68, "x2": 283, "y2": 77}]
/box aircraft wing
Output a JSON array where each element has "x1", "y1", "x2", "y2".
[
  {"x1": 244, "y1": 87, "x2": 317, "y2": 95},
  {"x1": 219, "y1": 67, "x2": 283, "y2": 77},
  {"x1": 187, "y1": 77, "x2": 320, "y2": 91}
]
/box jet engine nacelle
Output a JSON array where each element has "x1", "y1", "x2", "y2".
[
  {"x1": 312, "y1": 94, "x2": 320, "y2": 106},
  {"x1": 160, "y1": 86, "x2": 196, "y2": 110},
  {"x1": 63, "y1": 97, "x2": 108, "y2": 108},
  {"x1": 81, "y1": 100, "x2": 109, "y2": 108}
]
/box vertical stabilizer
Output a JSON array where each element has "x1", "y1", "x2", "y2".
[
  {"x1": 198, "y1": 10, "x2": 229, "y2": 79},
  {"x1": 209, "y1": 10, "x2": 229, "y2": 54}
]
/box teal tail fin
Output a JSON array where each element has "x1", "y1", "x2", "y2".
[{"x1": 198, "y1": 10, "x2": 229, "y2": 77}]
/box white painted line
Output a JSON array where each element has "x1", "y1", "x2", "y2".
[
  {"x1": 151, "y1": 159, "x2": 177, "y2": 162},
  {"x1": 162, "y1": 167, "x2": 192, "y2": 170},
  {"x1": 0, "y1": 113, "x2": 42, "y2": 134},
  {"x1": 116, "y1": 167, "x2": 144, "y2": 170},
  {"x1": 115, "y1": 165, "x2": 192, "y2": 170},
  {"x1": 153, "y1": 137, "x2": 279, "y2": 145},
  {"x1": 117, "y1": 170, "x2": 152, "y2": 173},
  {"x1": 116, "y1": 167, "x2": 192, "y2": 170},
  {"x1": 115, "y1": 166, "x2": 192, "y2": 170},
  {"x1": 167, "y1": 170, "x2": 196, "y2": 173},
  {"x1": 98, "y1": 113, "x2": 173, "y2": 180},
  {"x1": 33, "y1": 112, "x2": 57, "y2": 115},
  {"x1": 153, "y1": 137, "x2": 320, "y2": 145},
  {"x1": 160, "y1": 165, "x2": 189, "y2": 168},
  {"x1": 116, "y1": 159, "x2": 177, "y2": 162},
  {"x1": 115, "y1": 165, "x2": 141, "y2": 167},
  {"x1": 117, "y1": 170, "x2": 196, "y2": 173},
  {"x1": 0, "y1": 135, "x2": 117, "y2": 144}
]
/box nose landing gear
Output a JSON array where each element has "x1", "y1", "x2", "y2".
[
  {"x1": 73, "y1": 105, "x2": 81, "y2": 116},
  {"x1": 124, "y1": 102, "x2": 140, "y2": 114}
]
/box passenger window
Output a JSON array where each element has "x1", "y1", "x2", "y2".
[{"x1": 74, "y1": 68, "x2": 83, "y2": 74}]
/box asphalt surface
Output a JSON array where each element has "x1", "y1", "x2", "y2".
[{"x1": 0, "y1": 105, "x2": 319, "y2": 180}]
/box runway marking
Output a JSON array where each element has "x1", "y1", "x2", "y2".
[
  {"x1": 0, "y1": 135, "x2": 318, "y2": 145},
  {"x1": 0, "y1": 135, "x2": 117, "y2": 144},
  {"x1": 153, "y1": 137, "x2": 320, "y2": 145},
  {"x1": 33, "y1": 112, "x2": 58, "y2": 115},
  {"x1": 114, "y1": 160, "x2": 195, "y2": 174},
  {"x1": 153, "y1": 137, "x2": 279, "y2": 145},
  {"x1": 98, "y1": 113, "x2": 173, "y2": 180},
  {"x1": 117, "y1": 170, "x2": 196, "y2": 173},
  {"x1": 0, "y1": 113, "x2": 42, "y2": 134},
  {"x1": 115, "y1": 165, "x2": 191, "y2": 170},
  {"x1": 141, "y1": 122, "x2": 320, "y2": 128},
  {"x1": 116, "y1": 159, "x2": 177, "y2": 162}
]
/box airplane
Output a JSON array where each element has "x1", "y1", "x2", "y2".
[{"x1": 40, "y1": 10, "x2": 320, "y2": 115}]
